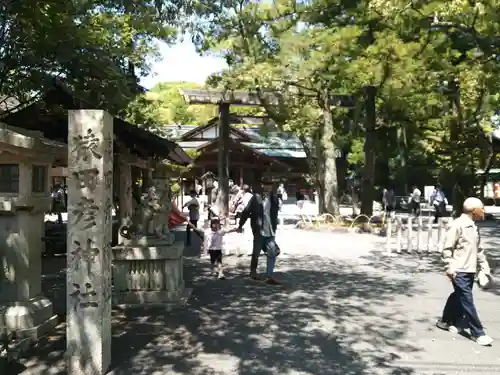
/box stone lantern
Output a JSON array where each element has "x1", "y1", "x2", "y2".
[{"x1": 0, "y1": 124, "x2": 65, "y2": 345}]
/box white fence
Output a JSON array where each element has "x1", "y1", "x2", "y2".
[{"x1": 385, "y1": 217, "x2": 453, "y2": 254}]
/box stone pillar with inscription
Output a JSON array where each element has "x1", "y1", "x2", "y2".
[{"x1": 67, "y1": 110, "x2": 113, "y2": 375}]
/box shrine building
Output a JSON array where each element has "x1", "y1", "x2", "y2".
[{"x1": 162, "y1": 114, "x2": 310, "y2": 191}]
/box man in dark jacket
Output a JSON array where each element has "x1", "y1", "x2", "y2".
[{"x1": 238, "y1": 182, "x2": 281, "y2": 284}]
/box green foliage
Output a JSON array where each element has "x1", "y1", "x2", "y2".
[
  {"x1": 163, "y1": 148, "x2": 200, "y2": 175},
  {"x1": 170, "y1": 181, "x2": 180, "y2": 196},
  {"x1": 190, "y1": 0, "x2": 500, "y2": 213},
  {"x1": 0, "y1": 0, "x2": 191, "y2": 114},
  {"x1": 125, "y1": 80, "x2": 267, "y2": 129},
  {"x1": 127, "y1": 81, "x2": 217, "y2": 126}
]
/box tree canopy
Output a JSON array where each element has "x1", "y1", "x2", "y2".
[
  {"x1": 0, "y1": 0, "x2": 190, "y2": 114},
  {"x1": 189, "y1": 0, "x2": 500, "y2": 215},
  {"x1": 5, "y1": 0, "x2": 500, "y2": 216}
]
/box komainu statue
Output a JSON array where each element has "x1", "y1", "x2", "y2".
[{"x1": 119, "y1": 180, "x2": 174, "y2": 245}]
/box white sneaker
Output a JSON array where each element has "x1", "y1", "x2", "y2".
[
  {"x1": 475, "y1": 335, "x2": 493, "y2": 346},
  {"x1": 448, "y1": 325, "x2": 463, "y2": 334}
]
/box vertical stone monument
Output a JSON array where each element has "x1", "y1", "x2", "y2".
[{"x1": 66, "y1": 110, "x2": 113, "y2": 375}]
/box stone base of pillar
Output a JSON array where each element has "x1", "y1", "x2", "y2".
[
  {"x1": 0, "y1": 296, "x2": 58, "y2": 340},
  {"x1": 112, "y1": 240, "x2": 192, "y2": 308}
]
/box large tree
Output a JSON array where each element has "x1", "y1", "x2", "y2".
[
  {"x1": 0, "y1": 0, "x2": 191, "y2": 114},
  {"x1": 192, "y1": 0, "x2": 500, "y2": 216},
  {"x1": 192, "y1": 0, "x2": 429, "y2": 215}
]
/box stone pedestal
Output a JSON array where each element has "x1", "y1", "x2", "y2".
[
  {"x1": 112, "y1": 239, "x2": 190, "y2": 307},
  {"x1": 66, "y1": 110, "x2": 113, "y2": 375}
]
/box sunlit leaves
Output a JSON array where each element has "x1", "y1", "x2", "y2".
[{"x1": 0, "y1": 0, "x2": 189, "y2": 114}]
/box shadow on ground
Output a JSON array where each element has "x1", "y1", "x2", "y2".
[{"x1": 6, "y1": 232, "x2": 427, "y2": 375}]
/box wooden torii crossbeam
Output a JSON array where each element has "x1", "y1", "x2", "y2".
[{"x1": 180, "y1": 89, "x2": 280, "y2": 106}]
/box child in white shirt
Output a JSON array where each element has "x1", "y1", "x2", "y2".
[{"x1": 187, "y1": 217, "x2": 240, "y2": 280}]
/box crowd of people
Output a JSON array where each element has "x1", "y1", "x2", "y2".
[
  {"x1": 50, "y1": 174, "x2": 495, "y2": 346},
  {"x1": 183, "y1": 180, "x2": 285, "y2": 284},
  {"x1": 186, "y1": 179, "x2": 495, "y2": 346},
  {"x1": 382, "y1": 184, "x2": 448, "y2": 223}
]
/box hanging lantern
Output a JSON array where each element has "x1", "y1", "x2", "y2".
[{"x1": 202, "y1": 171, "x2": 215, "y2": 189}]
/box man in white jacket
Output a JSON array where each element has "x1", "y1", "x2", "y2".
[{"x1": 436, "y1": 197, "x2": 493, "y2": 346}]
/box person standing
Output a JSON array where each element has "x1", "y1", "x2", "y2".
[
  {"x1": 436, "y1": 197, "x2": 493, "y2": 346},
  {"x1": 232, "y1": 184, "x2": 253, "y2": 219},
  {"x1": 195, "y1": 179, "x2": 203, "y2": 197},
  {"x1": 382, "y1": 186, "x2": 396, "y2": 217},
  {"x1": 430, "y1": 184, "x2": 447, "y2": 223},
  {"x1": 51, "y1": 184, "x2": 66, "y2": 226},
  {"x1": 231, "y1": 184, "x2": 254, "y2": 256},
  {"x1": 296, "y1": 188, "x2": 306, "y2": 210},
  {"x1": 409, "y1": 185, "x2": 421, "y2": 217},
  {"x1": 276, "y1": 183, "x2": 287, "y2": 205},
  {"x1": 238, "y1": 182, "x2": 281, "y2": 284},
  {"x1": 183, "y1": 190, "x2": 200, "y2": 246},
  {"x1": 208, "y1": 180, "x2": 219, "y2": 219}
]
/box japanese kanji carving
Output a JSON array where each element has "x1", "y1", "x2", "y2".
[{"x1": 72, "y1": 128, "x2": 102, "y2": 163}]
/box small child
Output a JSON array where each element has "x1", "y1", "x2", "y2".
[{"x1": 187, "y1": 217, "x2": 240, "y2": 280}]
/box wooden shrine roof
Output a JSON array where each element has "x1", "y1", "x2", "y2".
[
  {"x1": 178, "y1": 116, "x2": 253, "y2": 141},
  {"x1": 194, "y1": 138, "x2": 292, "y2": 169},
  {"x1": 1, "y1": 84, "x2": 192, "y2": 165}
]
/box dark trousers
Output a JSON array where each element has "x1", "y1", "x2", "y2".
[
  {"x1": 208, "y1": 249, "x2": 222, "y2": 264},
  {"x1": 410, "y1": 201, "x2": 420, "y2": 216},
  {"x1": 441, "y1": 272, "x2": 485, "y2": 337},
  {"x1": 186, "y1": 219, "x2": 198, "y2": 245},
  {"x1": 433, "y1": 202, "x2": 445, "y2": 223}
]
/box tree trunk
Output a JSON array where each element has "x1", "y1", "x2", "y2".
[
  {"x1": 317, "y1": 96, "x2": 340, "y2": 216},
  {"x1": 479, "y1": 135, "x2": 495, "y2": 200},
  {"x1": 216, "y1": 103, "x2": 230, "y2": 216},
  {"x1": 481, "y1": 152, "x2": 496, "y2": 200},
  {"x1": 397, "y1": 124, "x2": 409, "y2": 194},
  {"x1": 361, "y1": 86, "x2": 377, "y2": 216}
]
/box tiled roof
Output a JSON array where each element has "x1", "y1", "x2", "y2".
[
  {"x1": 161, "y1": 116, "x2": 306, "y2": 158},
  {"x1": 162, "y1": 121, "x2": 302, "y2": 146},
  {"x1": 177, "y1": 141, "x2": 208, "y2": 149},
  {"x1": 161, "y1": 124, "x2": 199, "y2": 139},
  {"x1": 242, "y1": 144, "x2": 306, "y2": 158}
]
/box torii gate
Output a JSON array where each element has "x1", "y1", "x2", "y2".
[
  {"x1": 179, "y1": 89, "x2": 357, "y2": 216},
  {"x1": 179, "y1": 89, "x2": 281, "y2": 216}
]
